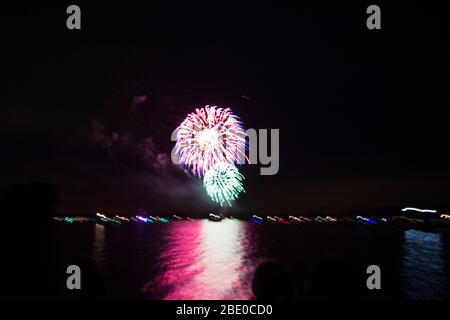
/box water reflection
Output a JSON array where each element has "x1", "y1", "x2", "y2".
[
  {"x1": 93, "y1": 223, "x2": 106, "y2": 269},
  {"x1": 402, "y1": 229, "x2": 447, "y2": 299},
  {"x1": 144, "y1": 220, "x2": 256, "y2": 299},
  {"x1": 54, "y1": 221, "x2": 450, "y2": 299}
]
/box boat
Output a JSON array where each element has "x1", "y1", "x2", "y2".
[
  {"x1": 325, "y1": 216, "x2": 337, "y2": 223},
  {"x1": 314, "y1": 216, "x2": 326, "y2": 223},
  {"x1": 275, "y1": 216, "x2": 289, "y2": 224},
  {"x1": 249, "y1": 217, "x2": 263, "y2": 224},
  {"x1": 299, "y1": 216, "x2": 312, "y2": 223},
  {"x1": 288, "y1": 216, "x2": 303, "y2": 225},
  {"x1": 356, "y1": 216, "x2": 377, "y2": 225},
  {"x1": 208, "y1": 213, "x2": 222, "y2": 222},
  {"x1": 266, "y1": 216, "x2": 277, "y2": 224}
]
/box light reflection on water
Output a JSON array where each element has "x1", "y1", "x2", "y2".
[
  {"x1": 402, "y1": 229, "x2": 447, "y2": 299},
  {"x1": 84, "y1": 221, "x2": 449, "y2": 299},
  {"x1": 143, "y1": 219, "x2": 256, "y2": 299},
  {"x1": 93, "y1": 223, "x2": 106, "y2": 269}
]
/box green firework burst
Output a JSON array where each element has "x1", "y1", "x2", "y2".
[{"x1": 203, "y1": 163, "x2": 245, "y2": 206}]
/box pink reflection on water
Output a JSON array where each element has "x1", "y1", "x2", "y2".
[{"x1": 143, "y1": 220, "x2": 256, "y2": 299}]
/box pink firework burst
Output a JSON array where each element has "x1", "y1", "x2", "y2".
[{"x1": 175, "y1": 106, "x2": 246, "y2": 176}]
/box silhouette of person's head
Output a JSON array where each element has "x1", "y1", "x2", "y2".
[{"x1": 252, "y1": 259, "x2": 295, "y2": 300}]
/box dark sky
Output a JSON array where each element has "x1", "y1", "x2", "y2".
[{"x1": 1, "y1": 2, "x2": 449, "y2": 215}]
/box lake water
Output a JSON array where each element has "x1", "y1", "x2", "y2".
[{"x1": 54, "y1": 220, "x2": 450, "y2": 300}]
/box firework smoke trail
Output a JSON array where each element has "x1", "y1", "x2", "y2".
[
  {"x1": 203, "y1": 163, "x2": 245, "y2": 206},
  {"x1": 175, "y1": 106, "x2": 246, "y2": 176}
]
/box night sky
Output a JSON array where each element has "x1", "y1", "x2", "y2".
[{"x1": 1, "y1": 2, "x2": 449, "y2": 215}]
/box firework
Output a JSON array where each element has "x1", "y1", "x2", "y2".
[
  {"x1": 175, "y1": 106, "x2": 246, "y2": 176},
  {"x1": 203, "y1": 163, "x2": 245, "y2": 206}
]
